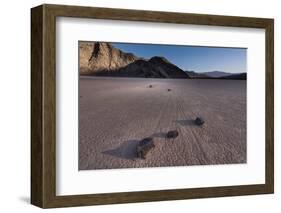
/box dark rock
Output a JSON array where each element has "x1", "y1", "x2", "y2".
[
  {"x1": 194, "y1": 117, "x2": 205, "y2": 126},
  {"x1": 148, "y1": 85, "x2": 153, "y2": 88},
  {"x1": 136, "y1": 137, "x2": 155, "y2": 159},
  {"x1": 166, "y1": 130, "x2": 179, "y2": 139},
  {"x1": 167, "y1": 89, "x2": 171, "y2": 91}
]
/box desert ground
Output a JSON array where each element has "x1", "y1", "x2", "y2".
[{"x1": 79, "y1": 77, "x2": 246, "y2": 170}]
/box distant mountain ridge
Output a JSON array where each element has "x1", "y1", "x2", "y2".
[
  {"x1": 219, "y1": 73, "x2": 247, "y2": 80},
  {"x1": 185, "y1": 71, "x2": 209, "y2": 78},
  {"x1": 185, "y1": 70, "x2": 246, "y2": 80},
  {"x1": 79, "y1": 42, "x2": 190, "y2": 79},
  {"x1": 202, "y1": 71, "x2": 233, "y2": 78}
]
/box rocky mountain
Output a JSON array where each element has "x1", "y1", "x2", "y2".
[
  {"x1": 79, "y1": 42, "x2": 138, "y2": 74},
  {"x1": 116, "y1": 56, "x2": 189, "y2": 78},
  {"x1": 79, "y1": 41, "x2": 190, "y2": 79}
]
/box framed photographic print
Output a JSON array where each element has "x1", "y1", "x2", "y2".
[{"x1": 31, "y1": 4, "x2": 274, "y2": 208}]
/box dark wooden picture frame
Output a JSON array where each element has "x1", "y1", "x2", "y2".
[{"x1": 31, "y1": 4, "x2": 274, "y2": 208}]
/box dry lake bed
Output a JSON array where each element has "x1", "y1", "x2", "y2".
[{"x1": 79, "y1": 77, "x2": 246, "y2": 170}]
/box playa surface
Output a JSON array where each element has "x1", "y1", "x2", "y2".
[{"x1": 79, "y1": 77, "x2": 246, "y2": 170}]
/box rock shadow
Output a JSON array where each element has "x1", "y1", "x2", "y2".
[
  {"x1": 150, "y1": 132, "x2": 167, "y2": 139},
  {"x1": 175, "y1": 119, "x2": 196, "y2": 126},
  {"x1": 102, "y1": 140, "x2": 139, "y2": 160}
]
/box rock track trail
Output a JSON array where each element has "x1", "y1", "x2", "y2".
[{"x1": 79, "y1": 77, "x2": 246, "y2": 170}]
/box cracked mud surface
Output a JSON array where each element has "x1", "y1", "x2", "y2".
[{"x1": 79, "y1": 77, "x2": 246, "y2": 170}]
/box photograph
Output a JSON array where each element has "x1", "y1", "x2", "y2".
[
  {"x1": 78, "y1": 41, "x2": 247, "y2": 170},
  {"x1": 30, "y1": 4, "x2": 274, "y2": 208}
]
